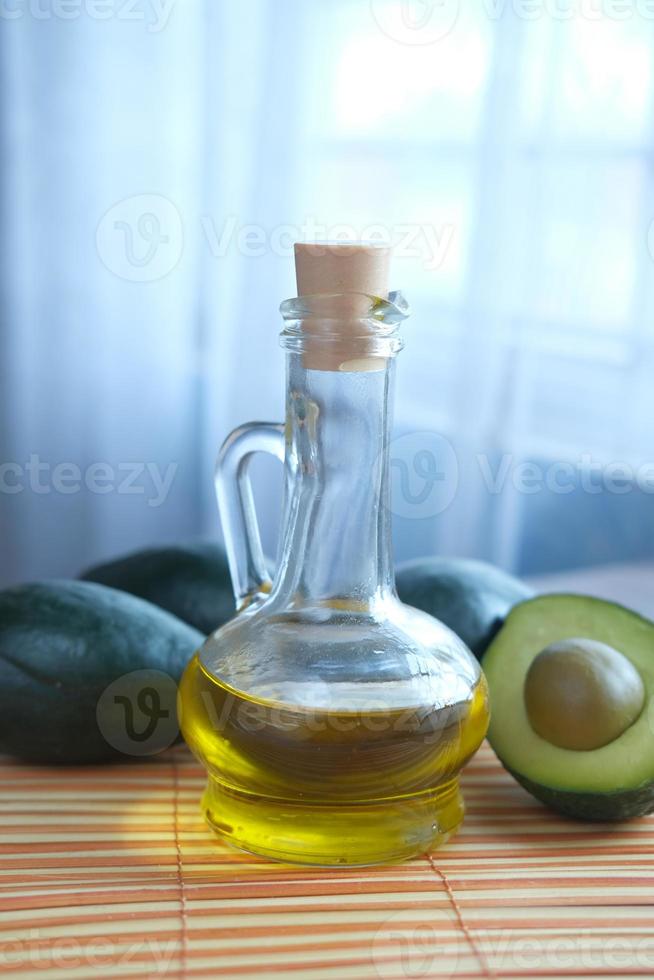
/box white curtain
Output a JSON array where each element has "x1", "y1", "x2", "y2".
[
  {"x1": 2, "y1": 1, "x2": 653, "y2": 587},
  {"x1": 0, "y1": 0, "x2": 293, "y2": 585}
]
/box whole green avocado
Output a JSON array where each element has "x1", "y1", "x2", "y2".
[
  {"x1": 396, "y1": 557, "x2": 533, "y2": 660},
  {"x1": 80, "y1": 542, "x2": 237, "y2": 635},
  {"x1": 0, "y1": 581, "x2": 203, "y2": 763}
]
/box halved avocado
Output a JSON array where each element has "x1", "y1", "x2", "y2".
[{"x1": 483, "y1": 594, "x2": 654, "y2": 821}]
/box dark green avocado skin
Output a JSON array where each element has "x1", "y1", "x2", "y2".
[
  {"x1": 81, "y1": 542, "x2": 236, "y2": 635},
  {"x1": 0, "y1": 581, "x2": 203, "y2": 764},
  {"x1": 396, "y1": 557, "x2": 533, "y2": 660},
  {"x1": 507, "y1": 766, "x2": 654, "y2": 822}
]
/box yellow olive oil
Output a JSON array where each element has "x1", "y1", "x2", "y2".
[{"x1": 179, "y1": 653, "x2": 489, "y2": 865}]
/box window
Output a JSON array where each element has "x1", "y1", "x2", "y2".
[{"x1": 279, "y1": 4, "x2": 654, "y2": 573}]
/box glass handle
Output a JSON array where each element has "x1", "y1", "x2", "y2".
[{"x1": 215, "y1": 422, "x2": 285, "y2": 611}]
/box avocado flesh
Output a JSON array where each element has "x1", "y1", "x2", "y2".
[{"x1": 483, "y1": 594, "x2": 654, "y2": 821}]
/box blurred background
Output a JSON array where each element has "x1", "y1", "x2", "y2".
[{"x1": 2, "y1": 0, "x2": 654, "y2": 588}]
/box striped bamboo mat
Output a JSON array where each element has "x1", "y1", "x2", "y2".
[{"x1": 1, "y1": 742, "x2": 653, "y2": 979}]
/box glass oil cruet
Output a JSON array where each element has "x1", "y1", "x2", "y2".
[{"x1": 179, "y1": 242, "x2": 489, "y2": 866}]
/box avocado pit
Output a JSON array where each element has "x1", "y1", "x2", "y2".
[{"x1": 524, "y1": 638, "x2": 645, "y2": 751}]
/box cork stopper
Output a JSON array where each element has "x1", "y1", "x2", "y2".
[
  {"x1": 294, "y1": 242, "x2": 390, "y2": 298},
  {"x1": 293, "y1": 242, "x2": 391, "y2": 372}
]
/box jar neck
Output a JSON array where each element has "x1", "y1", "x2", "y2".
[
  {"x1": 279, "y1": 291, "x2": 408, "y2": 367},
  {"x1": 272, "y1": 352, "x2": 396, "y2": 607}
]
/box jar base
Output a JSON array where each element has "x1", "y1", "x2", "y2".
[{"x1": 201, "y1": 777, "x2": 464, "y2": 866}]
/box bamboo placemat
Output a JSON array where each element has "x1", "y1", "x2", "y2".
[{"x1": 1, "y1": 742, "x2": 653, "y2": 979}]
